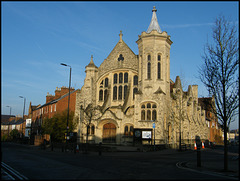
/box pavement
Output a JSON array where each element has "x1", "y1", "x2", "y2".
[{"x1": 181, "y1": 148, "x2": 239, "y2": 179}]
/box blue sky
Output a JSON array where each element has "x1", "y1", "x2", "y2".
[{"x1": 1, "y1": 1, "x2": 239, "y2": 130}]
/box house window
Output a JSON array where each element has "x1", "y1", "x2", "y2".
[
  {"x1": 124, "y1": 125, "x2": 134, "y2": 136},
  {"x1": 114, "y1": 74, "x2": 118, "y2": 84},
  {"x1": 158, "y1": 62, "x2": 161, "y2": 79},
  {"x1": 133, "y1": 88, "x2": 138, "y2": 99},
  {"x1": 87, "y1": 125, "x2": 95, "y2": 135},
  {"x1": 141, "y1": 102, "x2": 157, "y2": 121},
  {"x1": 152, "y1": 110, "x2": 157, "y2": 120},
  {"x1": 54, "y1": 104, "x2": 56, "y2": 112},
  {"x1": 105, "y1": 78, "x2": 109, "y2": 88},
  {"x1": 118, "y1": 54, "x2": 124, "y2": 61},
  {"x1": 118, "y1": 86, "x2": 122, "y2": 100},
  {"x1": 124, "y1": 85, "x2": 128, "y2": 99},
  {"x1": 158, "y1": 54, "x2": 161, "y2": 79},
  {"x1": 134, "y1": 75, "x2": 138, "y2": 85},
  {"x1": 113, "y1": 86, "x2": 117, "y2": 100},
  {"x1": 99, "y1": 90, "x2": 103, "y2": 101},
  {"x1": 124, "y1": 73, "x2": 128, "y2": 83},
  {"x1": 141, "y1": 110, "x2": 145, "y2": 120},
  {"x1": 104, "y1": 89, "x2": 108, "y2": 101},
  {"x1": 51, "y1": 105, "x2": 52, "y2": 113},
  {"x1": 147, "y1": 110, "x2": 151, "y2": 120},
  {"x1": 147, "y1": 62, "x2": 151, "y2": 79},
  {"x1": 148, "y1": 55, "x2": 151, "y2": 61},
  {"x1": 124, "y1": 126, "x2": 128, "y2": 135},
  {"x1": 119, "y1": 73, "x2": 123, "y2": 84}
]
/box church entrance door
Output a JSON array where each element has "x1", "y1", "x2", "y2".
[{"x1": 103, "y1": 123, "x2": 116, "y2": 143}]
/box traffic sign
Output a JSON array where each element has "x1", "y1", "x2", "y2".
[{"x1": 153, "y1": 123, "x2": 155, "y2": 128}]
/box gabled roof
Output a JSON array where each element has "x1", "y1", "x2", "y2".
[{"x1": 146, "y1": 6, "x2": 162, "y2": 33}]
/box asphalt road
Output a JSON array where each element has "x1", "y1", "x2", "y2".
[{"x1": 1, "y1": 142, "x2": 238, "y2": 180}]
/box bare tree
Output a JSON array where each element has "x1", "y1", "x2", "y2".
[
  {"x1": 80, "y1": 104, "x2": 101, "y2": 143},
  {"x1": 199, "y1": 15, "x2": 239, "y2": 171}
]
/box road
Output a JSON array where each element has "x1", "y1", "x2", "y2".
[{"x1": 1, "y1": 142, "x2": 238, "y2": 180}]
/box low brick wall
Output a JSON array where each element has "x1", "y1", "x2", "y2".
[{"x1": 34, "y1": 134, "x2": 50, "y2": 146}]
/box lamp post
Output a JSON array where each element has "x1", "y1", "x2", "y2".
[
  {"x1": 6, "y1": 105, "x2": 12, "y2": 115},
  {"x1": 60, "y1": 63, "x2": 72, "y2": 142},
  {"x1": 19, "y1": 96, "x2": 26, "y2": 141}
]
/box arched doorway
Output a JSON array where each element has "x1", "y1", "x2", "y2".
[{"x1": 103, "y1": 123, "x2": 116, "y2": 143}]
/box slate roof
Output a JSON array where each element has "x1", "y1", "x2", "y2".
[
  {"x1": 146, "y1": 6, "x2": 162, "y2": 33},
  {"x1": 33, "y1": 89, "x2": 77, "y2": 110}
]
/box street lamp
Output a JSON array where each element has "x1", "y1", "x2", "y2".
[
  {"x1": 19, "y1": 96, "x2": 26, "y2": 140},
  {"x1": 60, "y1": 63, "x2": 72, "y2": 142},
  {"x1": 6, "y1": 105, "x2": 12, "y2": 115}
]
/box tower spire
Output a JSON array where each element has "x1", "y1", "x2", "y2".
[
  {"x1": 146, "y1": 6, "x2": 162, "y2": 33},
  {"x1": 86, "y1": 55, "x2": 97, "y2": 68}
]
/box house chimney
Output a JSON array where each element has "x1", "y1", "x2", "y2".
[{"x1": 55, "y1": 87, "x2": 61, "y2": 99}]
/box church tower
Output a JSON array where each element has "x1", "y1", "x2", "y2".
[
  {"x1": 136, "y1": 6, "x2": 173, "y2": 96},
  {"x1": 83, "y1": 55, "x2": 98, "y2": 106}
]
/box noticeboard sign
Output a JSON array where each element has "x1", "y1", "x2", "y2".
[{"x1": 142, "y1": 131, "x2": 152, "y2": 139}]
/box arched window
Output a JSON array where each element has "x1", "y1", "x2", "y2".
[
  {"x1": 134, "y1": 75, "x2": 138, "y2": 85},
  {"x1": 87, "y1": 124, "x2": 95, "y2": 135},
  {"x1": 124, "y1": 85, "x2": 128, "y2": 99},
  {"x1": 114, "y1": 74, "x2": 118, "y2": 84},
  {"x1": 141, "y1": 102, "x2": 157, "y2": 121},
  {"x1": 118, "y1": 86, "x2": 122, "y2": 100},
  {"x1": 141, "y1": 110, "x2": 145, "y2": 120},
  {"x1": 152, "y1": 110, "x2": 157, "y2": 120},
  {"x1": 130, "y1": 126, "x2": 134, "y2": 136},
  {"x1": 124, "y1": 126, "x2": 128, "y2": 135},
  {"x1": 147, "y1": 110, "x2": 151, "y2": 120},
  {"x1": 99, "y1": 90, "x2": 103, "y2": 101},
  {"x1": 105, "y1": 78, "x2": 109, "y2": 87},
  {"x1": 113, "y1": 86, "x2": 117, "y2": 100},
  {"x1": 124, "y1": 125, "x2": 134, "y2": 136},
  {"x1": 147, "y1": 62, "x2": 151, "y2": 79},
  {"x1": 148, "y1": 55, "x2": 151, "y2": 61},
  {"x1": 104, "y1": 89, "x2": 108, "y2": 101},
  {"x1": 133, "y1": 88, "x2": 138, "y2": 99},
  {"x1": 158, "y1": 62, "x2": 161, "y2": 79},
  {"x1": 124, "y1": 73, "x2": 128, "y2": 83},
  {"x1": 147, "y1": 103, "x2": 151, "y2": 108},
  {"x1": 158, "y1": 54, "x2": 161, "y2": 79},
  {"x1": 119, "y1": 73, "x2": 123, "y2": 83}
]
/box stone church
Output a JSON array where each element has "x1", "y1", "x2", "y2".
[{"x1": 74, "y1": 6, "x2": 209, "y2": 148}]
